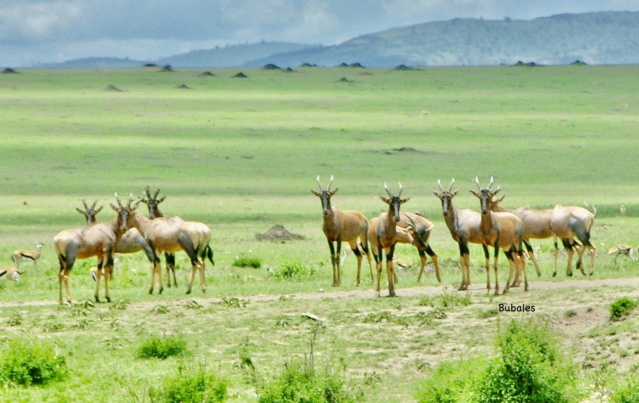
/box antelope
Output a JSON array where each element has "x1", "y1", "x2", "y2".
[
  {"x1": 470, "y1": 177, "x2": 526, "y2": 294},
  {"x1": 140, "y1": 186, "x2": 178, "y2": 287},
  {"x1": 0, "y1": 267, "x2": 22, "y2": 282},
  {"x1": 369, "y1": 183, "x2": 410, "y2": 297},
  {"x1": 608, "y1": 244, "x2": 635, "y2": 262},
  {"x1": 549, "y1": 203, "x2": 596, "y2": 276},
  {"x1": 398, "y1": 212, "x2": 441, "y2": 283},
  {"x1": 432, "y1": 179, "x2": 489, "y2": 291},
  {"x1": 311, "y1": 176, "x2": 372, "y2": 287},
  {"x1": 54, "y1": 195, "x2": 134, "y2": 304},
  {"x1": 11, "y1": 243, "x2": 43, "y2": 272},
  {"x1": 121, "y1": 202, "x2": 214, "y2": 295},
  {"x1": 76, "y1": 199, "x2": 155, "y2": 279}
]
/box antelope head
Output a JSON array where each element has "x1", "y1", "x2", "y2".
[
  {"x1": 380, "y1": 182, "x2": 410, "y2": 222},
  {"x1": 432, "y1": 178, "x2": 458, "y2": 216},
  {"x1": 311, "y1": 175, "x2": 339, "y2": 215},
  {"x1": 76, "y1": 199, "x2": 103, "y2": 224},
  {"x1": 141, "y1": 186, "x2": 166, "y2": 219},
  {"x1": 470, "y1": 176, "x2": 501, "y2": 215},
  {"x1": 111, "y1": 193, "x2": 141, "y2": 235}
]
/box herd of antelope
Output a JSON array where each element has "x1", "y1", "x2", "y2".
[
  {"x1": 1, "y1": 177, "x2": 601, "y2": 302},
  {"x1": 312, "y1": 175, "x2": 598, "y2": 297}
]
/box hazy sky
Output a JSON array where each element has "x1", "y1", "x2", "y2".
[{"x1": 2, "y1": 0, "x2": 638, "y2": 67}]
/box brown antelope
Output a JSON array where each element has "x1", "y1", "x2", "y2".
[
  {"x1": 398, "y1": 212, "x2": 441, "y2": 283},
  {"x1": 12, "y1": 243, "x2": 43, "y2": 272},
  {"x1": 121, "y1": 203, "x2": 214, "y2": 295},
  {"x1": 470, "y1": 177, "x2": 526, "y2": 294},
  {"x1": 369, "y1": 183, "x2": 410, "y2": 297},
  {"x1": 54, "y1": 195, "x2": 134, "y2": 304},
  {"x1": 77, "y1": 199, "x2": 154, "y2": 279},
  {"x1": 549, "y1": 204, "x2": 596, "y2": 276},
  {"x1": 433, "y1": 179, "x2": 489, "y2": 291},
  {"x1": 311, "y1": 176, "x2": 372, "y2": 287},
  {"x1": 140, "y1": 186, "x2": 178, "y2": 287},
  {"x1": 608, "y1": 244, "x2": 635, "y2": 261},
  {"x1": 0, "y1": 267, "x2": 22, "y2": 282}
]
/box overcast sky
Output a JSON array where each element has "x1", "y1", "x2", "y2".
[{"x1": 2, "y1": 0, "x2": 638, "y2": 67}]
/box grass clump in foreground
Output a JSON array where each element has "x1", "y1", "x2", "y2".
[
  {"x1": 609, "y1": 297, "x2": 637, "y2": 321},
  {"x1": 233, "y1": 254, "x2": 263, "y2": 268},
  {"x1": 151, "y1": 364, "x2": 228, "y2": 403},
  {"x1": 137, "y1": 334, "x2": 188, "y2": 360},
  {"x1": 416, "y1": 319, "x2": 580, "y2": 403},
  {"x1": 0, "y1": 338, "x2": 68, "y2": 387}
]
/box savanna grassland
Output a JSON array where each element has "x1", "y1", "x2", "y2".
[{"x1": 1, "y1": 65, "x2": 639, "y2": 402}]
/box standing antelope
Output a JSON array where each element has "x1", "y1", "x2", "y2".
[
  {"x1": 369, "y1": 183, "x2": 410, "y2": 297},
  {"x1": 549, "y1": 204, "x2": 596, "y2": 276},
  {"x1": 398, "y1": 212, "x2": 441, "y2": 283},
  {"x1": 12, "y1": 243, "x2": 43, "y2": 273},
  {"x1": 311, "y1": 176, "x2": 372, "y2": 286},
  {"x1": 122, "y1": 203, "x2": 214, "y2": 295},
  {"x1": 433, "y1": 179, "x2": 489, "y2": 291},
  {"x1": 140, "y1": 186, "x2": 178, "y2": 287},
  {"x1": 470, "y1": 177, "x2": 526, "y2": 294},
  {"x1": 54, "y1": 195, "x2": 135, "y2": 304}
]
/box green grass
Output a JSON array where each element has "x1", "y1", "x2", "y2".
[{"x1": 1, "y1": 65, "x2": 639, "y2": 401}]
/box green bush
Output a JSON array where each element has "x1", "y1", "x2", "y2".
[
  {"x1": 258, "y1": 361, "x2": 356, "y2": 403},
  {"x1": 416, "y1": 358, "x2": 486, "y2": 403},
  {"x1": 233, "y1": 255, "x2": 262, "y2": 268},
  {"x1": 137, "y1": 334, "x2": 188, "y2": 360},
  {"x1": 476, "y1": 319, "x2": 578, "y2": 403},
  {"x1": 609, "y1": 297, "x2": 637, "y2": 321},
  {"x1": 0, "y1": 339, "x2": 68, "y2": 387},
  {"x1": 273, "y1": 262, "x2": 315, "y2": 281},
  {"x1": 612, "y1": 373, "x2": 639, "y2": 402},
  {"x1": 158, "y1": 365, "x2": 228, "y2": 403}
]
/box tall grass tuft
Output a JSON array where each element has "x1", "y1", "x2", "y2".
[
  {"x1": 155, "y1": 364, "x2": 228, "y2": 403},
  {"x1": 136, "y1": 334, "x2": 188, "y2": 360},
  {"x1": 233, "y1": 255, "x2": 262, "y2": 268},
  {"x1": 609, "y1": 297, "x2": 637, "y2": 321},
  {"x1": 0, "y1": 339, "x2": 68, "y2": 387}
]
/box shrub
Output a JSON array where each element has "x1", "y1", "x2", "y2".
[
  {"x1": 416, "y1": 358, "x2": 487, "y2": 403},
  {"x1": 158, "y1": 365, "x2": 228, "y2": 403},
  {"x1": 258, "y1": 361, "x2": 356, "y2": 403},
  {"x1": 609, "y1": 297, "x2": 637, "y2": 321},
  {"x1": 0, "y1": 339, "x2": 68, "y2": 387},
  {"x1": 137, "y1": 334, "x2": 188, "y2": 360},
  {"x1": 476, "y1": 319, "x2": 578, "y2": 403},
  {"x1": 273, "y1": 262, "x2": 315, "y2": 281},
  {"x1": 233, "y1": 255, "x2": 262, "y2": 268}
]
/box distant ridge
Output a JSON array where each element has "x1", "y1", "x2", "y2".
[{"x1": 34, "y1": 12, "x2": 639, "y2": 69}]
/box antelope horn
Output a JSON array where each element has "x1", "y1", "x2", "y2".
[
  {"x1": 91, "y1": 199, "x2": 98, "y2": 209},
  {"x1": 153, "y1": 188, "x2": 161, "y2": 199},
  {"x1": 316, "y1": 176, "x2": 323, "y2": 191},
  {"x1": 114, "y1": 193, "x2": 123, "y2": 208},
  {"x1": 398, "y1": 182, "x2": 403, "y2": 197},
  {"x1": 473, "y1": 177, "x2": 482, "y2": 190},
  {"x1": 448, "y1": 178, "x2": 455, "y2": 192},
  {"x1": 82, "y1": 199, "x2": 89, "y2": 209},
  {"x1": 327, "y1": 175, "x2": 334, "y2": 191},
  {"x1": 437, "y1": 179, "x2": 444, "y2": 192},
  {"x1": 144, "y1": 186, "x2": 151, "y2": 198},
  {"x1": 488, "y1": 176, "x2": 494, "y2": 190},
  {"x1": 384, "y1": 183, "x2": 393, "y2": 197}
]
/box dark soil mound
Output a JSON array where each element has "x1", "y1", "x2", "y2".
[
  {"x1": 176, "y1": 84, "x2": 191, "y2": 89},
  {"x1": 337, "y1": 77, "x2": 353, "y2": 83},
  {"x1": 159, "y1": 65, "x2": 174, "y2": 72},
  {"x1": 256, "y1": 225, "x2": 304, "y2": 241},
  {"x1": 2, "y1": 68, "x2": 18, "y2": 74},
  {"x1": 262, "y1": 63, "x2": 281, "y2": 70},
  {"x1": 233, "y1": 72, "x2": 248, "y2": 78},
  {"x1": 104, "y1": 84, "x2": 122, "y2": 92},
  {"x1": 199, "y1": 71, "x2": 215, "y2": 77}
]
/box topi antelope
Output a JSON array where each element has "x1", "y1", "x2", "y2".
[
  {"x1": 549, "y1": 203, "x2": 597, "y2": 276},
  {"x1": 12, "y1": 243, "x2": 43, "y2": 273},
  {"x1": 77, "y1": 199, "x2": 154, "y2": 280},
  {"x1": 54, "y1": 194, "x2": 136, "y2": 304},
  {"x1": 369, "y1": 183, "x2": 410, "y2": 297},
  {"x1": 470, "y1": 177, "x2": 526, "y2": 294},
  {"x1": 140, "y1": 186, "x2": 178, "y2": 287},
  {"x1": 433, "y1": 179, "x2": 489, "y2": 291},
  {"x1": 398, "y1": 212, "x2": 441, "y2": 283},
  {"x1": 121, "y1": 202, "x2": 214, "y2": 295},
  {"x1": 311, "y1": 176, "x2": 372, "y2": 287},
  {"x1": 0, "y1": 267, "x2": 22, "y2": 282}
]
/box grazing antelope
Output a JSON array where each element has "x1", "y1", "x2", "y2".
[
  {"x1": 470, "y1": 177, "x2": 526, "y2": 294},
  {"x1": 549, "y1": 203, "x2": 597, "y2": 276},
  {"x1": 54, "y1": 195, "x2": 135, "y2": 304},
  {"x1": 12, "y1": 243, "x2": 43, "y2": 272},
  {"x1": 369, "y1": 183, "x2": 410, "y2": 297},
  {"x1": 140, "y1": 186, "x2": 178, "y2": 287},
  {"x1": 433, "y1": 179, "x2": 489, "y2": 291},
  {"x1": 398, "y1": 212, "x2": 441, "y2": 283},
  {"x1": 311, "y1": 176, "x2": 372, "y2": 286},
  {"x1": 0, "y1": 267, "x2": 22, "y2": 282},
  {"x1": 608, "y1": 244, "x2": 635, "y2": 262},
  {"x1": 122, "y1": 203, "x2": 214, "y2": 295}
]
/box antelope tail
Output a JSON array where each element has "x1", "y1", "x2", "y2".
[{"x1": 204, "y1": 245, "x2": 215, "y2": 266}]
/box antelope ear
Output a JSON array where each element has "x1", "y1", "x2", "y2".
[
  {"x1": 400, "y1": 197, "x2": 411, "y2": 204},
  {"x1": 311, "y1": 190, "x2": 321, "y2": 196},
  {"x1": 469, "y1": 190, "x2": 480, "y2": 197},
  {"x1": 95, "y1": 206, "x2": 103, "y2": 214},
  {"x1": 110, "y1": 203, "x2": 118, "y2": 212},
  {"x1": 379, "y1": 196, "x2": 390, "y2": 204},
  {"x1": 76, "y1": 208, "x2": 86, "y2": 215},
  {"x1": 158, "y1": 196, "x2": 166, "y2": 203},
  {"x1": 431, "y1": 190, "x2": 440, "y2": 197},
  {"x1": 330, "y1": 188, "x2": 339, "y2": 196},
  {"x1": 453, "y1": 190, "x2": 459, "y2": 196}
]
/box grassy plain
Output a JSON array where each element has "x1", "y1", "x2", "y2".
[{"x1": 1, "y1": 65, "x2": 639, "y2": 401}]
